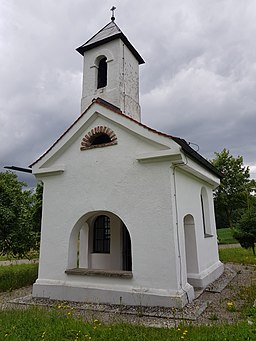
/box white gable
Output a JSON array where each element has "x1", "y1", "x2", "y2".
[{"x1": 32, "y1": 101, "x2": 180, "y2": 173}]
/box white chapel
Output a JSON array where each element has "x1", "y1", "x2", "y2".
[{"x1": 31, "y1": 15, "x2": 223, "y2": 308}]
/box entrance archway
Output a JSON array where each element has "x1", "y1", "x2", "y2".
[{"x1": 68, "y1": 211, "x2": 132, "y2": 272}]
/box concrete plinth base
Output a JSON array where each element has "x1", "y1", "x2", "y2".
[
  {"x1": 187, "y1": 261, "x2": 224, "y2": 288},
  {"x1": 32, "y1": 280, "x2": 195, "y2": 308}
]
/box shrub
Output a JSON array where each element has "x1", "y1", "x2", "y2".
[{"x1": 233, "y1": 211, "x2": 256, "y2": 255}]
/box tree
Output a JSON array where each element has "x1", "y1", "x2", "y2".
[
  {"x1": 233, "y1": 211, "x2": 256, "y2": 255},
  {"x1": 211, "y1": 149, "x2": 250, "y2": 228},
  {"x1": 0, "y1": 172, "x2": 37, "y2": 257}
]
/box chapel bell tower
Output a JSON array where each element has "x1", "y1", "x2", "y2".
[{"x1": 76, "y1": 9, "x2": 144, "y2": 121}]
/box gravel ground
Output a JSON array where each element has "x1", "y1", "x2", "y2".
[{"x1": 1, "y1": 263, "x2": 255, "y2": 328}]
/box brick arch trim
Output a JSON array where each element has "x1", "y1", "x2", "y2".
[{"x1": 80, "y1": 126, "x2": 118, "y2": 150}]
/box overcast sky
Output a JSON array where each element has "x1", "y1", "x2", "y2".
[{"x1": 1, "y1": 0, "x2": 256, "y2": 186}]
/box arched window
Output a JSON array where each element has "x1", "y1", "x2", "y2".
[
  {"x1": 200, "y1": 187, "x2": 213, "y2": 237},
  {"x1": 97, "y1": 57, "x2": 107, "y2": 89},
  {"x1": 93, "y1": 215, "x2": 110, "y2": 253},
  {"x1": 200, "y1": 194, "x2": 207, "y2": 236}
]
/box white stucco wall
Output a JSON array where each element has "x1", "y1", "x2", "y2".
[
  {"x1": 174, "y1": 167, "x2": 223, "y2": 287},
  {"x1": 121, "y1": 43, "x2": 141, "y2": 119},
  {"x1": 33, "y1": 110, "x2": 192, "y2": 306},
  {"x1": 32, "y1": 104, "x2": 222, "y2": 306}
]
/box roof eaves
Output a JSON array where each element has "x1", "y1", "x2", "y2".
[
  {"x1": 76, "y1": 32, "x2": 122, "y2": 55},
  {"x1": 76, "y1": 23, "x2": 144, "y2": 64},
  {"x1": 109, "y1": 111, "x2": 221, "y2": 178},
  {"x1": 172, "y1": 137, "x2": 222, "y2": 178}
]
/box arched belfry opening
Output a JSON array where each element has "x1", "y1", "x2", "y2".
[
  {"x1": 97, "y1": 56, "x2": 107, "y2": 89},
  {"x1": 67, "y1": 211, "x2": 132, "y2": 274}
]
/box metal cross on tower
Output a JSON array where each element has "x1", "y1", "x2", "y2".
[{"x1": 110, "y1": 6, "x2": 116, "y2": 21}]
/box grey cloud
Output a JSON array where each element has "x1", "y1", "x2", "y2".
[{"x1": 1, "y1": 0, "x2": 256, "y2": 183}]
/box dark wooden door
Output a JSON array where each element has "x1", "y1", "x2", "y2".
[{"x1": 122, "y1": 224, "x2": 132, "y2": 271}]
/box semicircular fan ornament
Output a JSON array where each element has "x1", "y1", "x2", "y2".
[{"x1": 80, "y1": 126, "x2": 118, "y2": 150}]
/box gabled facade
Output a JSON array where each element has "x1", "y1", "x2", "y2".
[{"x1": 31, "y1": 18, "x2": 223, "y2": 308}]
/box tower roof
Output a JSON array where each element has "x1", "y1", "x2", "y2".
[{"x1": 76, "y1": 21, "x2": 145, "y2": 64}]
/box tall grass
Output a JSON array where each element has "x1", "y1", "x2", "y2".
[
  {"x1": 0, "y1": 263, "x2": 38, "y2": 292},
  {"x1": 0, "y1": 307, "x2": 255, "y2": 340}
]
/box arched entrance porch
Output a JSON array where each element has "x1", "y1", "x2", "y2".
[{"x1": 67, "y1": 211, "x2": 132, "y2": 273}]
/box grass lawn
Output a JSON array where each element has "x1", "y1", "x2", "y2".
[
  {"x1": 0, "y1": 307, "x2": 255, "y2": 341},
  {"x1": 217, "y1": 228, "x2": 238, "y2": 244},
  {"x1": 219, "y1": 247, "x2": 256, "y2": 265},
  {"x1": 0, "y1": 263, "x2": 38, "y2": 292},
  {"x1": 0, "y1": 248, "x2": 255, "y2": 340}
]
